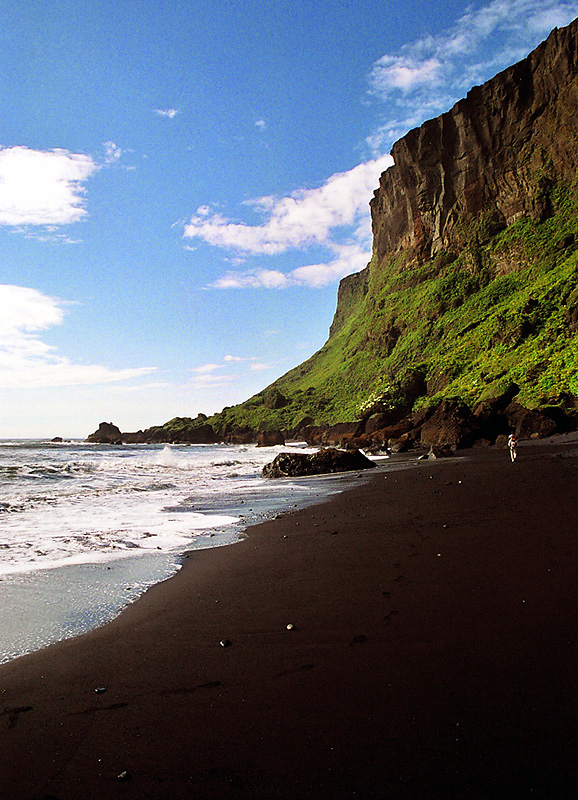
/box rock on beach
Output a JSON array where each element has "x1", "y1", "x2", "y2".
[{"x1": 262, "y1": 447, "x2": 375, "y2": 478}]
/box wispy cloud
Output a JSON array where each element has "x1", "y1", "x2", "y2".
[
  {"x1": 189, "y1": 354, "x2": 276, "y2": 387},
  {"x1": 0, "y1": 146, "x2": 97, "y2": 227},
  {"x1": 185, "y1": 156, "x2": 392, "y2": 256},
  {"x1": 154, "y1": 107, "x2": 179, "y2": 119},
  {"x1": 249, "y1": 361, "x2": 272, "y2": 371},
  {"x1": 0, "y1": 285, "x2": 155, "y2": 389},
  {"x1": 367, "y1": 0, "x2": 578, "y2": 152},
  {"x1": 191, "y1": 363, "x2": 224, "y2": 374},
  {"x1": 103, "y1": 140, "x2": 122, "y2": 165},
  {"x1": 223, "y1": 354, "x2": 256, "y2": 363},
  {"x1": 189, "y1": 372, "x2": 238, "y2": 389},
  {"x1": 210, "y1": 242, "x2": 371, "y2": 289},
  {"x1": 189, "y1": 361, "x2": 237, "y2": 389}
]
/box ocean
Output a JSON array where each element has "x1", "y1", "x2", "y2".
[{"x1": 0, "y1": 439, "x2": 376, "y2": 663}]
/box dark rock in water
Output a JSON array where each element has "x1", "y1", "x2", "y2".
[
  {"x1": 171, "y1": 423, "x2": 217, "y2": 444},
  {"x1": 51, "y1": 437, "x2": 63, "y2": 443},
  {"x1": 257, "y1": 430, "x2": 285, "y2": 447},
  {"x1": 262, "y1": 448, "x2": 375, "y2": 479},
  {"x1": 86, "y1": 422, "x2": 123, "y2": 445},
  {"x1": 145, "y1": 419, "x2": 217, "y2": 444},
  {"x1": 343, "y1": 434, "x2": 364, "y2": 450},
  {"x1": 119, "y1": 430, "x2": 149, "y2": 444}
]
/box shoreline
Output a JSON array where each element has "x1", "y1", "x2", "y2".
[
  {"x1": 0, "y1": 455, "x2": 379, "y2": 665},
  {"x1": 1, "y1": 439, "x2": 577, "y2": 797}
]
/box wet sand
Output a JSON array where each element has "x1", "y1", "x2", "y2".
[{"x1": 1, "y1": 439, "x2": 577, "y2": 799}]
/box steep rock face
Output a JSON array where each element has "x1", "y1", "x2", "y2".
[
  {"x1": 369, "y1": 20, "x2": 578, "y2": 266},
  {"x1": 329, "y1": 267, "x2": 370, "y2": 336}
]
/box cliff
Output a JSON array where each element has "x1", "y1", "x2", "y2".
[
  {"x1": 112, "y1": 19, "x2": 578, "y2": 448},
  {"x1": 369, "y1": 19, "x2": 578, "y2": 267}
]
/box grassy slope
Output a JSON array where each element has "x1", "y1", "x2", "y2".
[{"x1": 199, "y1": 180, "x2": 578, "y2": 435}]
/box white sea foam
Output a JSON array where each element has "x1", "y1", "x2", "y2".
[
  {"x1": 0, "y1": 439, "x2": 365, "y2": 663},
  {"x1": 0, "y1": 440, "x2": 320, "y2": 576}
]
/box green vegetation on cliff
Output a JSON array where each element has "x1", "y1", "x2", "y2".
[
  {"x1": 142, "y1": 23, "x2": 578, "y2": 444},
  {"x1": 205, "y1": 179, "x2": 578, "y2": 434}
]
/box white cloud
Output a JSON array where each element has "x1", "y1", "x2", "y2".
[
  {"x1": 372, "y1": 55, "x2": 443, "y2": 91},
  {"x1": 185, "y1": 155, "x2": 393, "y2": 256},
  {"x1": 368, "y1": 0, "x2": 578, "y2": 152},
  {"x1": 0, "y1": 285, "x2": 66, "y2": 336},
  {"x1": 103, "y1": 141, "x2": 122, "y2": 165},
  {"x1": 154, "y1": 108, "x2": 179, "y2": 119},
  {"x1": 210, "y1": 242, "x2": 370, "y2": 290},
  {"x1": 0, "y1": 285, "x2": 155, "y2": 389},
  {"x1": 291, "y1": 243, "x2": 370, "y2": 287},
  {"x1": 0, "y1": 146, "x2": 97, "y2": 226},
  {"x1": 224, "y1": 354, "x2": 256, "y2": 363},
  {"x1": 255, "y1": 118, "x2": 267, "y2": 130}
]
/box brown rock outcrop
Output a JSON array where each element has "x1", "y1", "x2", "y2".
[
  {"x1": 301, "y1": 421, "x2": 365, "y2": 447},
  {"x1": 505, "y1": 402, "x2": 569, "y2": 438},
  {"x1": 223, "y1": 428, "x2": 257, "y2": 445},
  {"x1": 257, "y1": 430, "x2": 285, "y2": 447},
  {"x1": 420, "y1": 400, "x2": 480, "y2": 449}
]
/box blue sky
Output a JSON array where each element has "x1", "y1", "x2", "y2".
[{"x1": 1, "y1": 0, "x2": 577, "y2": 437}]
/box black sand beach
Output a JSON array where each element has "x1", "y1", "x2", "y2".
[{"x1": 1, "y1": 438, "x2": 577, "y2": 799}]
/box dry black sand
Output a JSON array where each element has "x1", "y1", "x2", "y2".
[{"x1": 1, "y1": 438, "x2": 577, "y2": 799}]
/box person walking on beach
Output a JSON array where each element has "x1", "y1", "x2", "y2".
[{"x1": 508, "y1": 432, "x2": 518, "y2": 462}]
